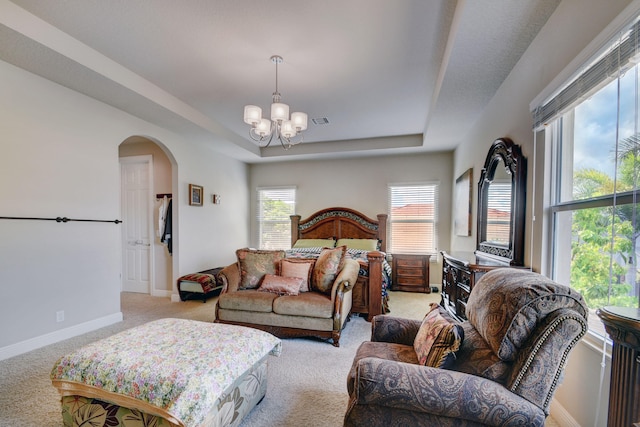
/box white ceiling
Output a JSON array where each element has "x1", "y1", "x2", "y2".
[{"x1": 0, "y1": 0, "x2": 560, "y2": 163}]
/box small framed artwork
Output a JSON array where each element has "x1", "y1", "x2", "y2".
[
  {"x1": 454, "y1": 168, "x2": 473, "y2": 236},
  {"x1": 189, "y1": 184, "x2": 203, "y2": 206}
]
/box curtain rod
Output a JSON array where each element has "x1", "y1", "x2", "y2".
[{"x1": 0, "y1": 216, "x2": 122, "y2": 224}]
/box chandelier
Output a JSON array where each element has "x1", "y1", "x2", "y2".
[{"x1": 243, "y1": 55, "x2": 308, "y2": 150}]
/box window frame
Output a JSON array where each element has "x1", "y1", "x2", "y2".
[
  {"x1": 387, "y1": 182, "x2": 439, "y2": 255},
  {"x1": 256, "y1": 186, "x2": 296, "y2": 250}
]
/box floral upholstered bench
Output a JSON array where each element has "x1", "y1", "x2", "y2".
[{"x1": 51, "y1": 319, "x2": 281, "y2": 427}]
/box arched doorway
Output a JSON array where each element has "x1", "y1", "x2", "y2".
[{"x1": 119, "y1": 136, "x2": 176, "y2": 297}]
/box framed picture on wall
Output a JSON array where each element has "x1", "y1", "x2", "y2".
[
  {"x1": 454, "y1": 168, "x2": 473, "y2": 236},
  {"x1": 189, "y1": 184, "x2": 203, "y2": 206}
]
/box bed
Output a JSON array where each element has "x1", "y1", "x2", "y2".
[{"x1": 289, "y1": 207, "x2": 390, "y2": 321}]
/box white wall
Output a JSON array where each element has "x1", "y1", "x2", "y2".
[
  {"x1": 451, "y1": 0, "x2": 635, "y2": 425},
  {"x1": 250, "y1": 151, "x2": 453, "y2": 285},
  {"x1": 0, "y1": 59, "x2": 249, "y2": 359}
]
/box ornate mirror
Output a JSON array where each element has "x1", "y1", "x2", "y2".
[{"x1": 476, "y1": 138, "x2": 527, "y2": 266}]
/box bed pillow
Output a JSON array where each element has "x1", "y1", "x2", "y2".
[
  {"x1": 414, "y1": 303, "x2": 464, "y2": 369},
  {"x1": 236, "y1": 248, "x2": 285, "y2": 290},
  {"x1": 311, "y1": 245, "x2": 347, "y2": 294},
  {"x1": 292, "y1": 238, "x2": 336, "y2": 249},
  {"x1": 280, "y1": 258, "x2": 315, "y2": 292},
  {"x1": 258, "y1": 274, "x2": 303, "y2": 296},
  {"x1": 336, "y1": 238, "x2": 379, "y2": 251}
]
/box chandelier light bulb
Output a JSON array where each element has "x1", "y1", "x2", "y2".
[
  {"x1": 255, "y1": 118, "x2": 272, "y2": 137},
  {"x1": 291, "y1": 112, "x2": 308, "y2": 131},
  {"x1": 243, "y1": 105, "x2": 262, "y2": 125},
  {"x1": 271, "y1": 102, "x2": 289, "y2": 122},
  {"x1": 281, "y1": 120, "x2": 296, "y2": 138}
]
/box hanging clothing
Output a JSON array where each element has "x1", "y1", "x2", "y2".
[
  {"x1": 161, "y1": 199, "x2": 173, "y2": 255},
  {"x1": 158, "y1": 196, "x2": 168, "y2": 238}
]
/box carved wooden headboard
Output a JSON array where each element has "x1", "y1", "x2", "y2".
[{"x1": 290, "y1": 207, "x2": 388, "y2": 252}]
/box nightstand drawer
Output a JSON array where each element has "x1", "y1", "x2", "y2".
[
  {"x1": 391, "y1": 254, "x2": 431, "y2": 293},
  {"x1": 395, "y1": 276, "x2": 426, "y2": 286}
]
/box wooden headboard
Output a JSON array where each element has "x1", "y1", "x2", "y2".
[{"x1": 290, "y1": 207, "x2": 388, "y2": 252}]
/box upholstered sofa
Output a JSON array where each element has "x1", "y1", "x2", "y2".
[
  {"x1": 345, "y1": 268, "x2": 589, "y2": 426},
  {"x1": 215, "y1": 247, "x2": 360, "y2": 347}
]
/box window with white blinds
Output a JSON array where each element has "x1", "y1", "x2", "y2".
[
  {"x1": 388, "y1": 183, "x2": 438, "y2": 254},
  {"x1": 257, "y1": 187, "x2": 296, "y2": 250}
]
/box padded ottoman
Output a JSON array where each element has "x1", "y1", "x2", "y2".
[
  {"x1": 51, "y1": 318, "x2": 281, "y2": 427},
  {"x1": 178, "y1": 268, "x2": 224, "y2": 302}
]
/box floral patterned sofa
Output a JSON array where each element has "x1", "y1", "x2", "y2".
[
  {"x1": 345, "y1": 268, "x2": 589, "y2": 426},
  {"x1": 215, "y1": 247, "x2": 360, "y2": 347}
]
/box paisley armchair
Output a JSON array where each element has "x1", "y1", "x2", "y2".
[{"x1": 345, "y1": 268, "x2": 588, "y2": 427}]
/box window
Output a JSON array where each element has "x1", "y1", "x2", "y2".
[
  {"x1": 388, "y1": 183, "x2": 438, "y2": 254},
  {"x1": 537, "y1": 14, "x2": 640, "y2": 335},
  {"x1": 257, "y1": 187, "x2": 296, "y2": 250}
]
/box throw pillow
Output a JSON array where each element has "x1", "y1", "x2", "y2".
[
  {"x1": 311, "y1": 245, "x2": 347, "y2": 294},
  {"x1": 236, "y1": 248, "x2": 285, "y2": 289},
  {"x1": 414, "y1": 303, "x2": 464, "y2": 369},
  {"x1": 292, "y1": 238, "x2": 336, "y2": 248},
  {"x1": 336, "y1": 238, "x2": 380, "y2": 251},
  {"x1": 280, "y1": 258, "x2": 315, "y2": 292},
  {"x1": 258, "y1": 274, "x2": 303, "y2": 296}
]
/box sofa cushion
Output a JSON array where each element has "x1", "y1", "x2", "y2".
[
  {"x1": 273, "y1": 292, "x2": 333, "y2": 318},
  {"x1": 466, "y1": 268, "x2": 588, "y2": 361},
  {"x1": 217, "y1": 289, "x2": 277, "y2": 313},
  {"x1": 413, "y1": 303, "x2": 464, "y2": 369},
  {"x1": 280, "y1": 258, "x2": 315, "y2": 292},
  {"x1": 236, "y1": 248, "x2": 285, "y2": 290},
  {"x1": 311, "y1": 245, "x2": 346, "y2": 294},
  {"x1": 258, "y1": 274, "x2": 303, "y2": 296}
]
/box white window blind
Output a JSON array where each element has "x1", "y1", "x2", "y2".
[
  {"x1": 532, "y1": 15, "x2": 640, "y2": 130},
  {"x1": 388, "y1": 183, "x2": 438, "y2": 254},
  {"x1": 257, "y1": 187, "x2": 296, "y2": 250}
]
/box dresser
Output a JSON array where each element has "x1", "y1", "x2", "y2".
[
  {"x1": 441, "y1": 251, "x2": 517, "y2": 320},
  {"x1": 391, "y1": 254, "x2": 431, "y2": 293}
]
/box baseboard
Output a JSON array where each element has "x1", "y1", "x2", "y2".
[
  {"x1": 171, "y1": 293, "x2": 182, "y2": 302},
  {"x1": 549, "y1": 398, "x2": 581, "y2": 427},
  {"x1": 0, "y1": 312, "x2": 123, "y2": 361}
]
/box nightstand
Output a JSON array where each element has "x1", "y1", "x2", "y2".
[{"x1": 391, "y1": 254, "x2": 431, "y2": 293}]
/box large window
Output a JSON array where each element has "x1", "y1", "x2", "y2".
[
  {"x1": 257, "y1": 187, "x2": 296, "y2": 250},
  {"x1": 538, "y1": 14, "x2": 640, "y2": 335},
  {"x1": 388, "y1": 183, "x2": 438, "y2": 254}
]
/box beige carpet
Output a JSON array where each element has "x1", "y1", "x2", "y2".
[{"x1": 0, "y1": 290, "x2": 559, "y2": 427}]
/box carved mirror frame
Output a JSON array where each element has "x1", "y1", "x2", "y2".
[{"x1": 476, "y1": 138, "x2": 527, "y2": 266}]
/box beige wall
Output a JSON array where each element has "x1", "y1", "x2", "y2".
[
  {"x1": 0, "y1": 59, "x2": 250, "y2": 359},
  {"x1": 451, "y1": 0, "x2": 637, "y2": 425},
  {"x1": 250, "y1": 151, "x2": 453, "y2": 285}
]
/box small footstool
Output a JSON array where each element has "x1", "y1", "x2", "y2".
[
  {"x1": 178, "y1": 267, "x2": 224, "y2": 302},
  {"x1": 51, "y1": 319, "x2": 281, "y2": 427}
]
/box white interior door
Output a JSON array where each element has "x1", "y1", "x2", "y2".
[{"x1": 120, "y1": 156, "x2": 153, "y2": 293}]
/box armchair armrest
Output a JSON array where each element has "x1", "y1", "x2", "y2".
[
  {"x1": 351, "y1": 357, "x2": 546, "y2": 426},
  {"x1": 218, "y1": 263, "x2": 240, "y2": 293},
  {"x1": 371, "y1": 315, "x2": 422, "y2": 345}
]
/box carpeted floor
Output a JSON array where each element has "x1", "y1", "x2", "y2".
[{"x1": 0, "y1": 289, "x2": 559, "y2": 427}]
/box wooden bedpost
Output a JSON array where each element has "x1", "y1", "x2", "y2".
[
  {"x1": 377, "y1": 214, "x2": 388, "y2": 252},
  {"x1": 290, "y1": 214, "x2": 301, "y2": 247},
  {"x1": 366, "y1": 251, "x2": 384, "y2": 321}
]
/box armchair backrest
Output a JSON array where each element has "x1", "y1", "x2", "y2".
[{"x1": 465, "y1": 268, "x2": 588, "y2": 413}]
